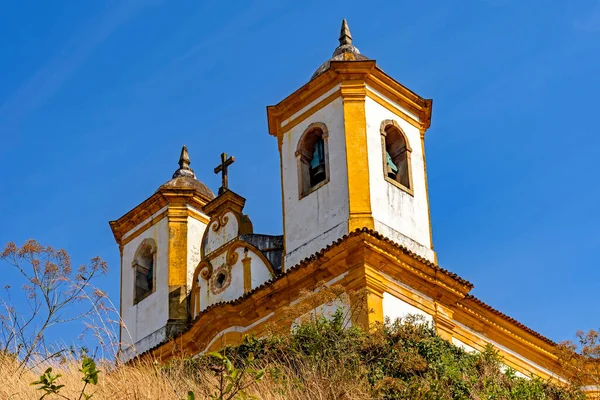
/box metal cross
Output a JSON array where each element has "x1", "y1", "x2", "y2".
[{"x1": 214, "y1": 152, "x2": 235, "y2": 195}]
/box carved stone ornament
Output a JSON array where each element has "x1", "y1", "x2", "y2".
[
  {"x1": 199, "y1": 260, "x2": 213, "y2": 280},
  {"x1": 211, "y1": 212, "x2": 230, "y2": 232},
  {"x1": 210, "y1": 264, "x2": 232, "y2": 295}
]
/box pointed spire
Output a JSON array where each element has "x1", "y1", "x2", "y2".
[
  {"x1": 179, "y1": 145, "x2": 191, "y2": 170},
  {"x1": 339, "y1": 19, "x2": 352, "y2": 46},
  {"x1": 311, "y1": 19, "x2": 367, "y2": 80},
  {"x1": 172, "y1": 145, "x2": 196, "y2": 178}
]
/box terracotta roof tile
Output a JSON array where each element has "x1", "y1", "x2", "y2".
[{"x1": 462, "y1": 294, "x2": 556, "y2": 346}]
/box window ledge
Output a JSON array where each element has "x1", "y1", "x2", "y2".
[
  {"x1": 299, "y1": 178, "x2": 330, "y2": 200},
  {"x1": 384, "y1": 176, "x2": 414, "y2": 196},
  {"x1": 134, "y1": 290, "x2": 155, "y2": 306}
]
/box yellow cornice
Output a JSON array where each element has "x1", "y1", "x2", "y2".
[
  {"x1": 366, "y1": 91, "x2": 421, "y2": 130},
  {"x1": 203, "y1": 190, "x2": 246, "y2": 217},
  {"x1": 109, "y1": 187, "x2": 211, "y2": 246},
  {"x1": 266, "y1": 60, "x2": 433, "y2": 138},
  {"x1": 267, "y1": 69, "x2": 340, "y2": 137},
  {"x1": 276, "y1": 90, "x2": 340, "y2": 137},
  {"x1": 365, "y1": 70, "x2": 432, "y2": 130},
  {"x1": 119, "y1": 210, "x2": 169, "y2": 247},
  {"x1": 109, "y1": 192, "x2": 168, "y2": 246},
  {"x1": 455, "y1": 298, "x2": 557, "y2": 356},
  {"x1": 363, "y1": 241, "x2": 469, "y2": 301},
  {"x1": 452, "y1": 302, "x2": 562, "y2": 380}
]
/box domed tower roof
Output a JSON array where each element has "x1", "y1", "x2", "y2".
[
  {"x1": 159, "y1": 145, "x2": 215, "y2": 200},
  {"x1": 311, "y1": 19, "x2": 371, "y2": 80}
]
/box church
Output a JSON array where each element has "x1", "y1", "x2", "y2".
[{"x1": 110, "y1": 20, "x2": 566, "y2": 382}]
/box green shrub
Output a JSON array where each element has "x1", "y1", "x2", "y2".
[{"x1": 166, "y1": 310, "x2": 585, "y2": 400}]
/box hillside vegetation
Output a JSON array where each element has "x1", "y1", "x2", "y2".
[{"x1": 0, "y1": 311, "x2": 585, "y2": 400}]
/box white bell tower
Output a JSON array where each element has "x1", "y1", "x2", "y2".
[
  {"x1": 267, "y1": 20, "x2": 436, "y2": 268},
  {"x1": 110, "y1": 146, "x2": 213, "y2": 359}
]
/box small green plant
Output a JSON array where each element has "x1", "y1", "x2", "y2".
[
  {"x1": 30, "y1": 367, "x2": 65, "y2": 399},
  {"x1": 78, "y1": 357, "x2": 100, "y2": 399},
  {"x1": 182, "y1": 391, "x2": 195, "y2": 400},
  {"x1": 207, "y1": 351, "x2": 264, "y2": 400},
  {"x1": 30, "y1": 356, "x2": 100, "y2": 400}
]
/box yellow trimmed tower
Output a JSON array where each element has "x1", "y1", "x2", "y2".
[
  {"x1": 267, "y1": 20, "x2": 435, "y2": 269},
  {"x1": 109, "y1": 146, "x2": 213, "y2": 358}
]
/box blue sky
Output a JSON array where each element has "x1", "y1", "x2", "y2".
[{"x1": 1, "y1": 0, "x2": 599, "y2": 348}]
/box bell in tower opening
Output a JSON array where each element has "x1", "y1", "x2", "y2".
[
  {"x1": 309, "y1": 136, "x2": 326, "y2": 187},
  {"x1": 386, "y1": 151, "x2": 398, "y2": 180}
]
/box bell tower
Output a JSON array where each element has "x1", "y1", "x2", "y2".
[
  {"x1": 267, "y1": 20, "x2": 435, "y2": 268},
  {"x1": 110, "y1": 146, "x2": 213, "y2": 359}
]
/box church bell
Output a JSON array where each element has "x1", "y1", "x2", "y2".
[{"x1": 312, "y1": 161, "x2": 326, "y2": 182}]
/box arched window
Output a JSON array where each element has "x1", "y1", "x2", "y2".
[
  {"x1": 296, "y1": 123, "x2": 329, "y2": 198},
  {"x1": 381, "y1": 120, "x2": 412, "y2": 192},
  {"x1": 132, "y1": 238, "x2": 157, "y2": 304}
]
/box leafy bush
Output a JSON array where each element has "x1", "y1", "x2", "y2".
[{"x1": 174, "y1": 310, "x2": 584, "y2": 400}]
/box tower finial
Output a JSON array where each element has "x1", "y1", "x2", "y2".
[
  {"x1": 179, "y1": 145, "x2": 191, "y2": 170},
  {"x1": 173, "y1": 145, "x2": 195, "y2": 178},
  {"x1": 339, "y1": 19, "x2": 352, "y2": 46}
]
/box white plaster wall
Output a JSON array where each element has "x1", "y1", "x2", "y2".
[
  {"x1": 204, "y1": 211, "x2": 239, "y2": 255},
  {"x1": 364, "y1": 92, "x2": 434, "y2": 262},
  {"x1": 187, "y1": 214, "x2": 208, "y2": 291},
  {"x1": 120, "y1": 217, "x2": 169, "y2": 349},
  {"x1": 247, "y1": 248, "x2": 273, "y2": 289},
  {"x1": 382, "y1": 292, "x2": 433, "y2": 325},
  {"x1": 281, "y1": 96, "x2": 350, "y2": 268}
]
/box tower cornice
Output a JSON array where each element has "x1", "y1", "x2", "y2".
[
  {"x1": 266, "y1": 61, "x2": 432, "y2": 138},
  {"x1": 109, "y1": 187, "x2": 210, "y2": 247}
]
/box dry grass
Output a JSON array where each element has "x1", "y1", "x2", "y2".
[{"x1": 0, "y1": 354, "x2": 372, "y2": 400}]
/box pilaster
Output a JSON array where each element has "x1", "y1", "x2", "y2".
[
  {"x1": 343, "y1": 246, "x2": 386, "y2": 330},
  {"x1": 341, "y1": 80, "x2": 374, "y2": 231},
  {"x1": 242, "y1": 253, "x2": 252, "y2": 294},
  {"x1": 166, "y1": 202, "x2": 189, "y2": 328},
  {"x1": 434, "y1": 302, "x2": 456, "y2": 341}
]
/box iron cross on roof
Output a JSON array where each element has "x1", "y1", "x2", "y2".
[{"x1": 214, "y1": 152, "x2": 235, "y2": 195}]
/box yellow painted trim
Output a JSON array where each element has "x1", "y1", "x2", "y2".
[
  {"x1": 279, "y1": 137, "x2": 287, "y2": 271},
  {"x1": 267, "y1": 70, "x2": 340, "y2": 136},
  {"x1": 120, "y1": 210, "x2": 168, "y2": 247},
  {"x1": 451, "y1": 324, "x2": 559, "y2": 381},
  {"x1": 454, "y1": 301, "x2": 556, "y2": 360},
  {"x1": 242, "y1": 254, "x2": 252, "y2": 294},
  {"x1": 266, "y1": 61, "x2": 433, "y2": 137},
  {"x1": 167, "y1": 204, "x2": 188, "y2": 287},
  {"x1": 420, "y1": 130, "x2": 436, "y2": 258},
  {"x1": 366, "y1": 90, "x2": 421, "y2": 129},
  {"x1": 341, "y1": 80, "x2": 374, "y2": 231},
  {"x1": 188, "y1": 207, "x2": 210, "y2": 225},
  {"x1": 380, "y1": 274, "x2": 437, "y2": 317},
  {"x1": 277, "y1": 90, "x2": 340, "y2": 136},
  {"x1": 366, "y1": 71, "x2": 432, "y2": 129},
  {"x1": 227, "y1": 241, "x2": 277, "y2": 277}
]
